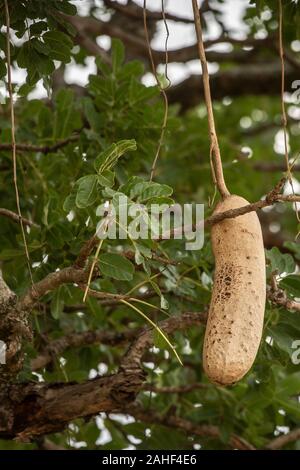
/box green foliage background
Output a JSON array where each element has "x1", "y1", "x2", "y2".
[{"x1": 0, "y1": 0, "x2": 300, "y2": 450}]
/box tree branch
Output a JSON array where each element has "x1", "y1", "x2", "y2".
[
  {"x1": 168, "y1": 63, "x2": 299, "y2": 110},
  {"x1": 267, "y1": 286, "x2": 300, "y2": 312},
  {"x1": 62, "y1": 13, "x2": 276, "y2": 64},
  {"x1": 124, "y1": 403, "x2": 255, "y2": 450},
  {"x1": 266, "y1": 428, "x2": 300, "y2": 450},
  {"x1": 31, "y1": 327, "x2": 140, "y2": 371},
  {"x1": 0, "y1": 311, "x2": 204, "y2": 439},
  {"x1": 0, "y1": 208, "x2": 38, "y2": 228},
  {"x1": 18, "y1": 266, "x2": 90, "y2": 312},
  {"x1": 103, "y1": 0, "x2": 199, "y2": 24},
  {"x1": 0, "y1": 135, "x2": 79, "y2": 154},
  {"x1": 143, "y1": 383, "x2": 209, "y2": 393}
]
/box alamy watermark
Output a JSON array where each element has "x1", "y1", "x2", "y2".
[
  {"x1": 95, "y1": 195, "x2": 204, "y2": 250},
  {"x1": 291, "y1": 340, "x2": 300, "y2": 365}
]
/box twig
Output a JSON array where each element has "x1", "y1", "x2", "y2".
[
  {"x1": 121, "y1": 311, "x2": 207, "y2": 373},
  {"x1": 279, "y1": 0, "x2": 291, "y2": 180},
  {"x1": 75, "y1": 31, "x2": 111, "y2": 65},
  {"x1": 0, "y1": 135, "x2": 80, "y2": 154},
  {"x1": 35, "y1": 438, "x2": 67, "y2": 451},
  {"x1": 253, "y1": 162, "x2": 300, "y2": 172},
  {"x1": 158, "y1": 180, "x2": 297, "y2": 239},
  {"x1": 125, "y1": 403, "x2": 255, "y2": 450},
  {"x1": 191, "y1": 0, "x2": 230, "y2": 199},
  {"x1": 278, "y1": 0, "x2": 299, "y2": 223},
  {"x1": 32, "y1": 327, "x2": 139, "y2": 370},
  {"x1": 143, "y1": 383, "x2": 209, "y2": 394},
  {"x1": 4, "y1": 0, "x2": 34, "y2": 285},
  {"x1": 81, "y1": 288, "x2": 169, "y2": 311},
  {"x1": 267, "y1": 286, "x2": 300, "y2": 312},
  {"x1": 0, "y1": 208, "x2": 39, "y2": 228},
  {"x1": 18, "y1": 179, "x2": 300, "y2": 310},
  {"x1": 266, "y1": 428, "x2": 300, "y2": 450},
  {"x1": 74, "y1": 234, "x2": 98, "y2": 269},
  {"x1": 103, "y1": 0, "x2": 198, "y2": 24},
  {"x1": 18, "y1": 266, "x2": 90, "y2": 311},
  {"x1": 143, "y1": 0, "x2": 169, "y2": 182}
]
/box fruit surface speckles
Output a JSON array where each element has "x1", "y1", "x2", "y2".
[{"x1": 203, "y1": 195, "x2": 266, "y2": 386}]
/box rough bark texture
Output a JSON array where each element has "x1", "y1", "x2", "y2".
[
  {"x1": 0, "y1": 371, "x2": 145, "y2": 440},
  {"x1": 0, "y1": 312, "x2": 205, "y2": 440},
  {"x1": 0, "y1": 272, "x2": 31, "y2": 383}
]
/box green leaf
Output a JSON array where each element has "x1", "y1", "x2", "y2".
[
  {"x1": 280, "y1": 275, "x2": 300, "y2": 297},
  {"x1": 75, "y1": 175, "x2": 98, "y2": 208},
  {"x1": 95, "y1": 139, "x2": 137, "y2": 174},
  {"x1": 54, "y1": 1, "x2": 77, "y2": 15},
  {"x1": 266, "y1": 247, "x2": 295, "y2": 275},
  {"x1": 99, "y1": 253, "x2": 134, "y2": 281},
  {"x1": 32, "y1": 38, "x2": 51, "y2": 56},
  {"x1": 284, "y1": 241, "x2": 300, "y2": 260},
  {"x1": 30, "y1": 21, "x2": 48, "y2": 36},
  {"x1": 119, "y1": 60, "x2": 144, "y2": 80},
  {"x1": 111, "y1": 38, "x2": 125, "y2": 74},
  {"x1": 82, "y1": 97, "x2": 102, "y2": 133},
  {"x1": 269, "y1": 324, "x2": 298, "y2": 355},
  {"x1": 43, "y1": 31, "x2": 73, "y2": 63},
  {"x1": 97, "y1": 170, "x2": 115, "y2": 188},
  {"x1": 130, "y1": 181, "x2": 173, "y2": 201},
  {"x1": 277, "y1": 372, "x2": 300, "y2": 397},
  {"x1": 63, "y1": 192, "x2": 76, "y2": 212},
  {"x1": 0, "y1": 248, "x2": 27, "y2": 260},
  {"x1": 50, "y1": 287, "x2": 64, "y2": 319}
]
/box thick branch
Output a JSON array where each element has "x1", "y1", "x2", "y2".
[
  {"x1": 63, "y1": 14, "x2": 276, "y2": 65},
  {"x1": 103, "y1": 0, "x2": 203, "y2": 23},
  {"x1": 168, "y1": 63, "x2": 299, "y2": 110},
  {"x1": 0, "y1": 311, "x2": 204, "y2": 439}
]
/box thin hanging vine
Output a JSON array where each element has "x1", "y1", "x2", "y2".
[
  {"x1": 143, "y1": 0, "x2": 170, "y2": 182},
  {"x1": 4, "y1": 0, "x2": 34, "y2": 286},
  {"x1": 191, "y1": 0, "x2": 230, "y2": 200}
]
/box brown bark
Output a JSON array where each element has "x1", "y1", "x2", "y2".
[
  {"x1": 0, "y1": 312, "x2": 204, "y2": 440},
  {"x1": 168, "y1": 63, "x2": 299, "y2": 110}
]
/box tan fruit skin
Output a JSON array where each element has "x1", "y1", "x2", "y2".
[{"x1": 203, "y1": 195, "x2": 266, "y2": 386}]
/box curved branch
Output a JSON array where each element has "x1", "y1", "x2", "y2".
[
  {"x1": 266, "y1": 428, "x2": 300, "y2": 450},
  {"x1": 103, "y1": 0, "x2": 198, "y2": 23},
  {"x1": 18, "y1": 266, "x2": 89, "y2": 311},
  {"x1": 0, "y1": 208, "x2": 38, "y2": 228},
  {"x1": 0, "y1": 135, "x2": 79, "y2": 154},
  {"x1": 0, "y1": 311, "x2": 204, "y2": 439},
  {"x1": 31, "y1": 327, "x2": 140, "y2": 370}
]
